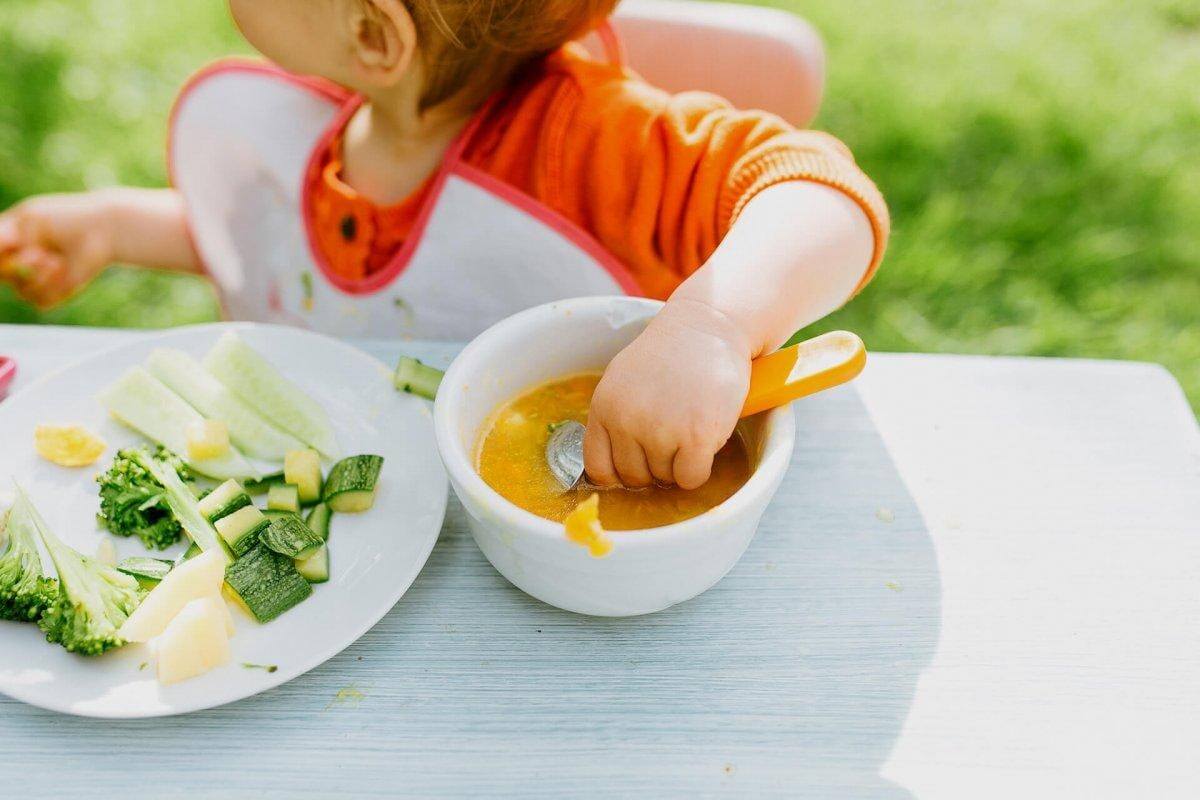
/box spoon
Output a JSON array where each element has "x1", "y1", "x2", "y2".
[{"x1": 546, "y1": 330, "x2": 867, "y2": 490}]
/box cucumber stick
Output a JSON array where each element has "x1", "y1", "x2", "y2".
[
  {"x1": 99, "y1": 367, "x2": 257, "y2": 480},
  {"x1": 324, "y1": 455, "x2": 383, "y2": 513},
  {"x1": 146, "y1": 348, "x2": 306, "y2": 461},
  {"x1": 203, "y1": 333, "x2": 338, "y2": 458}
]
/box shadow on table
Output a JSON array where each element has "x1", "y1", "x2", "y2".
[{"x1": 0, "y1": 385, "x2": 938, "y2": 799}]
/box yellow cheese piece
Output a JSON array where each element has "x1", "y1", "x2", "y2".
[
  {"x1": 119, "y1": 550, "x2": 225, "y2": 643},
  {"x1": 563, "y1": 494, "x2": 613, "y2": 558},
  {"x1": 33, "y1": 425, "x2": 107, "y2": 467},
  {"x1": 155, "y1": 596, "x2": 231, "y2": 686}
]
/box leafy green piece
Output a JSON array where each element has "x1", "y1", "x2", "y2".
[
  {"x1": 12, "y1": 486, "x2": 143, "y2": 656},
  {"x1": 0, "y1": 504, "x2": 58, "y2": 622},
  {"x1": 96, "y1": 446, "x2": 192, "y2": 550}
]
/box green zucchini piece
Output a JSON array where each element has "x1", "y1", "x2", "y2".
[
  {"x1": 295, "y1": 544, "x2": 329, "y2": 584},
  {"x1": 259, "y1": 514, "x2": 324, "y2": 560},
  {"x1": 174, "y1": 541, "x2": 202, "y2": 567},
  {"x1": 116, "y1": 557, "x2": 174, "y2": 589},
  {"x1": 214, "y1": 505, "x2": 269, "y2": 558},
  {"x1": 284, "y1": 450, "x2": 323, "y2": 504},
  {"x1": 267, "y1": 484, "x2": 301, "y2": 513},
  {"x1": 224, "y1": 544, "x2": 312, "y2": 623},
  {"x1": 203, "y1": 332, "x2": 338, "y2": 458},
  {"x1": 197, "y1": 479, "x2": 251, "y2": 522},
  {"x1": 305, "y1": 503, "x2": 332, "y2": 543},
  {"x1": 243, "y1": 472, "x2": 286, "y2": 496},
  {"x1": 393, "y1": 357, "x2": 443, "y2": 400},
  {"x1": 324, "y1": 455, "x2": 384, "y2": 513},
  {"x1": 261, "y1": 508, "x2": 297, "y2": 522}
]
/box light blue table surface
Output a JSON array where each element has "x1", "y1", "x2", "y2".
[{"x1": 1, "y1": 325, "x2": 1197, "y2": 799}]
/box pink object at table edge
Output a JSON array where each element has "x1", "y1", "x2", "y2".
[{"x1": 0, "y1": 356, "x2": 15, "y2": 400}]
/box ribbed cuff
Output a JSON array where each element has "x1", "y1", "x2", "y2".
[{"x1": 721, "y1": 144, "x2": 891, "y2": 294}]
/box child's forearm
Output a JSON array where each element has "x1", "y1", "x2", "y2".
[
  {"x1": 101, "y1": 188, "x2": 202, "y2": 273},
  {"x1": 670, "y1": 181, "x2": 875, "y2": 356}
]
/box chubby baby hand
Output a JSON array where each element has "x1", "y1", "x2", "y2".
[
  {"x1": 584, "y1": 299, "x2": 752, "y2": 490},
  {"x1": 0, "y1": 192, "x2": 115, "y2": 309}
]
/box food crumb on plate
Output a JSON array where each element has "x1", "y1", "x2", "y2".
[
  {"x1": 876, "y1": 507, "x2": 896, "y2": 523},
  {"x1": 885, "y1": 581, "x2": 903, "y2": 592}
]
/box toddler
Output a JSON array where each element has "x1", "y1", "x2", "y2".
[{"x1": 0, "y1": 0, "x2": 888, "y2": 490}]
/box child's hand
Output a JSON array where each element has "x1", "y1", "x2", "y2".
[
  {"x1": 0, "y1": 192, "x2": 116, "y2": 309},
  {"x1": 584, "y1": 299, "x2": 752, "y2": 490}
]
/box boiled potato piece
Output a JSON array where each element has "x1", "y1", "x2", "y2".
[
  {"x1": 155, "y1": 596, "x2": 231, "y2": 685},
  {"x1": 118, "y1": 549, "x2": 225, "y2": 642},
  {"x1": 187, "y1": 420, "x2": 231, "y2": 461}
]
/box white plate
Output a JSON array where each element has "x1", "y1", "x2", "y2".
[{"x1": 0, "y1": 323, "x2": 447, "y2": 718}]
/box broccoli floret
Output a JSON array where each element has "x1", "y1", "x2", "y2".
[
  {"x1": 12, "y1": 487, "x2": 143, "y2": 656},
  {"x1": 97, "y1": 446, "x2": 192, "y2": 550},
  {"x1": 0, "y1": 505, "x2": 59, "y2": 622}
]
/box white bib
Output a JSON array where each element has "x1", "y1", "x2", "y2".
[{"x1": 169, "y1": 60, "x2": 638, "y2": 339}]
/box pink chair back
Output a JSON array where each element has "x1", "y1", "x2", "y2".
[{"x1": 583, "y1": 0, "x2": 826, "y2": 127}]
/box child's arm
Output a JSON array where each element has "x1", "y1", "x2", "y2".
[
  {"x1": 0, "y1": 188, "x2": 199, "y2": 308},
  {"x1": 584, "y1": 180, "x2": 873, "y2": 489}
]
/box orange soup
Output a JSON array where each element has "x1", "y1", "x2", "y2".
[{"x1": 475, "y1": 373, "x2": 752, "y2": 530}]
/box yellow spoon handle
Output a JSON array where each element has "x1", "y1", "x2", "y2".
[{"x1": 740, "y1": 331, "x2": 867, "y2": 418}]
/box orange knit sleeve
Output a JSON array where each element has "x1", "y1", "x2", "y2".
[{"x1": 532, "y1": 54, "x2": 890, "y2": 299}]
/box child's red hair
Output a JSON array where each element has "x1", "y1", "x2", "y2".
[{"x1": 406, "y1": 0, "x2": 620, "y2": 110}]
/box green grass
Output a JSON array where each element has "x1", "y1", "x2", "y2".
[{"x1": 1, "y1": 0, "x2": 1197, "y2": 406}]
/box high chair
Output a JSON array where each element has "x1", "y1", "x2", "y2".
[{"x1": 583, "y1": 0, "x2": 826, "y2": 126}]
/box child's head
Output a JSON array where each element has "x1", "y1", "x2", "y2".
[{"x1": 230, "y1": 0, "x2": 618, "y2": 111}]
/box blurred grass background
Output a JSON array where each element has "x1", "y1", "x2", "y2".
[{"x1": 1, "y1": 0, "x2": 1197, "y2": 405}]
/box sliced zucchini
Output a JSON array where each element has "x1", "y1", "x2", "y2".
[
  {"x1": 305, "y1": 503, "x2": 332, "y2": 542},
  {"x1": 284, "y1": 449, "x2": 322, "y2": 504},
  {"x1": 146, "y1": 347, "x2": 306, "y2": 460},
  {"x1": 243, "y1": 472, "x2": 285, "y2": 496},
  {"x1": 213, "y1": 505, "x2": 269, "y2": 558},
  {"x1": 393, "y1": 356, "x2": 443, "y2": 400},
  {"x1": 98, "y1": 366, "x2": 257, "y2": 480},
  {"x1": 117, "y1": 556, "x2": 174, "y2": 589},
  {"x1": 197, "y1": 479, "x2": 251, "y2": 522},
  {"x1": 323, "y1": 455, "x2": 383, "y2": 513},
  {"x1": 259, "y1": 514, "x2": 324, "y2": 560},
  {"x1": 174, "y1": 541, "x2": 202, "y2": 567},
  {"x1": 203, "y1": 333, "x2": 338, "y2": 458},
  {"x1": 267, "y1": 483, "x2": 301, "y2": 513},
  {"x1": 224, "y1": 544, "x2": 312, "y2": 623},
  {"x1": 295, "y1": 545, "x2": 329, "y2": 584}
]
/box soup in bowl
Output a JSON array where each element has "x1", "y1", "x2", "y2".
[{"x1": 433, "y1": 297, "x2": 795, "y2": 617}]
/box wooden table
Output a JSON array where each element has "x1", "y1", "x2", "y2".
[{"x1": 1, "y1": 325, "x2": 1197, "y2": 798}]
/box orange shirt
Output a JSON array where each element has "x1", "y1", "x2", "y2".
[{"x1": 310, "y1": 45, "x2": 889, "y2": 299}]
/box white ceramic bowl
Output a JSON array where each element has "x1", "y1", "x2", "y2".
[{"x1": 433, "y1": 297, "x2": 796, "y2": 616}]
